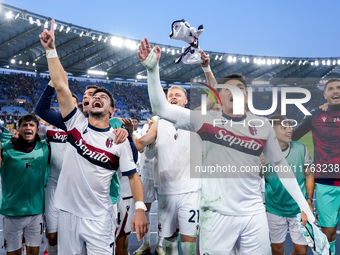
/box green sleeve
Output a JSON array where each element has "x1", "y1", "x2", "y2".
[
  {"x1": 1, "y1": 129, "x2": 14, "y2": 145},
  {"x1": 109, "y1": 172, "x2": 120, "y2": 204}
]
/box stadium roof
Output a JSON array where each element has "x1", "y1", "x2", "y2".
[{"x1": 1, "y1": 3, "x2": 340, "y2": 86}]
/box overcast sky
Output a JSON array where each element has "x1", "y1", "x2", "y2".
[{"x1": 1, "y1": 0, "x2": 340, "y2": 58}]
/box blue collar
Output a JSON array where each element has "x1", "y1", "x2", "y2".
[{"x1": 88, "y1": 123, "x2": 111, "y2": 132}]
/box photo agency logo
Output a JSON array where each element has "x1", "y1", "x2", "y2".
[
  {"x1": 189, "y1": 80, "x2": 315, "y2": 178},
  {"x1": 194, "y1": 81, "x2": 312, "y2": 128}
]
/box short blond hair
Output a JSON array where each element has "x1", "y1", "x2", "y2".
[{"x1": 168, "y1": 85, "x2": 187, "y2": 98}]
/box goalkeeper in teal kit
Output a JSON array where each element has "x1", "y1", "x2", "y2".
[{"x1": 0, "y1": 114, "x2": 50, "y2": 255}]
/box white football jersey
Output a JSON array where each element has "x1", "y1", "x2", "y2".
[
  {"x1": 187, "y1": 111, "x2": 284, "y2": 216},
  {"x1": 54, "y1": 109, "x2": 136, "y2": 220},
  {"x1": 156, "y1": 119, "x2": 201, "y2": 195}
]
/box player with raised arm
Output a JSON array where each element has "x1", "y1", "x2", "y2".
[
  {"x1": 39, "y1": 20, "x2": 148, "y2": 255},
  {"x1": 124, "y1": 85, "x2": 201, "y2": 255},
  {"x1": 138, "y1": 37, "x2": 315, "y2": 254},
  {"x1": 292, "y1": 78, "x2": 340, "y2": 255}
]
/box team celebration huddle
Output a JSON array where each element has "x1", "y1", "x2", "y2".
[{"x1": 0, "y1": 11, "x2": 339, "y2": 255}]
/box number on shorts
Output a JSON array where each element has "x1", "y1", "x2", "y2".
[
  {"x1": 40, "y1": 223, "x2": 43, "y2": 235},
  {"x1": 188, "y1": 210, "x2": 199, "y2": 223}
]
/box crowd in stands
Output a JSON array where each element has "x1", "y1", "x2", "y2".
[{"x1": 0, "y1": 72, "x2": 328, "y2": 128}]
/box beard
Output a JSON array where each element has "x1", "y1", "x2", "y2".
[{"x1": 89, "y1": 110, "x2": 107, "y2": 119}]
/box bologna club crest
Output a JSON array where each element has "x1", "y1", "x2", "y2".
[
  {"x1": 249, "y1": 126, "x2": 257, "y2": 136},
  {"x1": 106, "y1": 138, "x2": 114, "y2": 148}
]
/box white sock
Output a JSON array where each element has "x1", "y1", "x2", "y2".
[
  {"x1": 165, "y1": 236, "x2": 178, "y2": 255},
  {"x1": 143, "y1": 212, "x2": 150, "y2": 245},
  {"x1": 47, "y1": 244, "x2": 58, "y2": 255},
  {"x1": 181, "y1": 242, "x2": 196, "y2": 255},
  {"x1": 156, "y1": 234, "x2": 164, "y2": 247}
]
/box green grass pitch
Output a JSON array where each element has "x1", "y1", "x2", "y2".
[{"x1": 298, "y1": 133, "x2": 314, "y2": 160}]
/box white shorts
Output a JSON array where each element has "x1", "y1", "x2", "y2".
[
  {"x1": 199, "y1": 210, "x2": 271, "y2": 255},
  {"x1": 58, "y1": 210, "x2": 115, "y2": 255},
  {"x1": 44, "y1": 185, "x2": 59, "y2": 233},
  {"x1": 115, "y1": 195, "x2": 135, "y2": 237},
  {"x1": 142, "y1": 177, "x2": 157, "y2": 203},
  {"x1": 158, "y1": 191, "x2": 200, "y2": 238},
  {"x1": 266, "y1": 212, "x2": 307, "y2": 245},
  {"x1": 3, "y1": 214, "x2": 44, "y2": 252}
]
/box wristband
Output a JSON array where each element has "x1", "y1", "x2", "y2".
[
  {"x1": 202, "y1": 65, "x2": 211, "y2": 73},
  {"x1": 307, "y1": 197, "x2": 313, "y2": 201},
  {"x1": 135, "y1": 201, "x2": 147, "y2": 211},
  {"x1": 46, "y1": 49, "x2": 58, "y2": 59}
]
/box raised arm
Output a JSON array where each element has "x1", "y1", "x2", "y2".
[
  {"x1": 194, "y1": 50, "x2": 219, "y2": 111},
  {"x1": 200, "y1": 50, "x2": 217, "y2": 87},
  {"x1": 138, "y1": 38, "x2": 190, "y2": 130},
  {"x1": 39, "y1": 19, "x2": 74, "y2": 118},
  {"x1": 35, "y1": 81, "x2": 67, "y2": 131}
]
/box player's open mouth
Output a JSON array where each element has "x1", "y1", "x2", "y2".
[
  {"x1": 332, "y1": 96, "x2": 340, "y2": 100},
  {"x1": 171, "y1": 101, "x2": 177, "y2": 104},
  {"x1": 83, "y1": 100, "x2": 90, "y2": 106},
  {"x1": 92, "y1": 101, "x2": 103, "y2": 108},
  {"x1": 230, "y1": 96, "x2": 233, "y2": 102},
  {"x1": 24, "y1": 131, "x2": 33, "y2": 135}
]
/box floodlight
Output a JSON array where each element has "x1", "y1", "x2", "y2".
[
  {"x1": 87, "y1": 70, "x2": 107, "y2": 76},
  {"x1": 111, "y1": 36, "x2": 123, "y2": 47},
  {"x1": 6, "y1": 11, "x2": 13, "y2": 19},
  {"x1": 125, "y1": 39, "x2": 136, "y2": 50}
]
